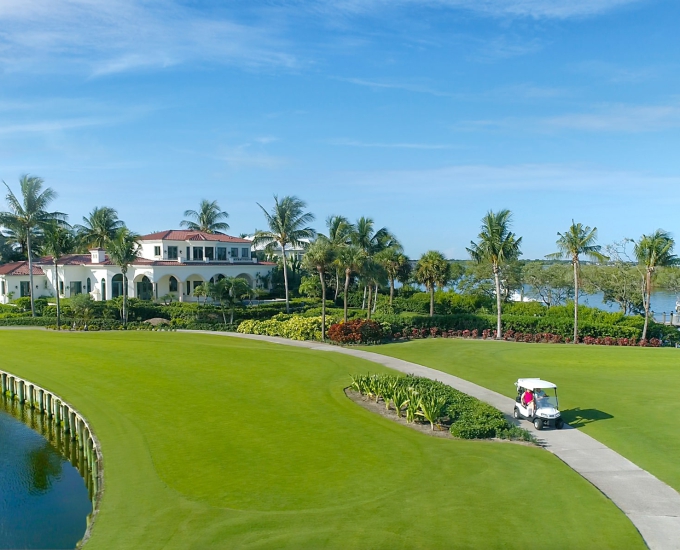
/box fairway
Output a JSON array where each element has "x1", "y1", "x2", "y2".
[
  {"x1": 1, "y1": 331, "x2": 643, "y2": 549},
  {"x1": 368, "y1": 338, "x2": 680, "y2": 494}
]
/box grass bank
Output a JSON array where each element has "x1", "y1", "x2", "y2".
[
  {"x1": 1, "y1": 331, "x2": 643, "y2": 549},
  {"x1": 366, "y1": 338, "x2": 680, "y2": 493}
]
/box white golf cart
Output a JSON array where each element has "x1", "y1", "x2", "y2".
[{"x1": 514, "y1": 378, "x2": 564, "y2": 430}]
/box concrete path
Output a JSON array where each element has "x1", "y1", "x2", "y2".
[{"x1": 185, "y1": 330, "x2": 680, "y2": 550}]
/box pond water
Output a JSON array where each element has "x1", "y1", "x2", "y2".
[{"x1": 0, "y1": 397, "x2": 93, "y2": 550}]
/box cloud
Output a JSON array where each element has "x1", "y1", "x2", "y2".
[
  {"x1": 310, "y1": 0, "x2": 646, "y2": 19},
  {"x1": 328, "y1": 139, "x2": 459, "y2": 150},
  {"x1": 0, "y1": 0, "x2": 301, "y2": 75},
  {"x1": 570, "y1": 60, "x2": 660, "y2": 84},
  {"x1": 0, "y1": 117, "x2": 108, "y2": 135},
  {"x1": 218, "y1": 143, "x2": 289, "y2": 170},
  {"x1": 333, "y1": 77, "x2": 457, "y2": 97}
]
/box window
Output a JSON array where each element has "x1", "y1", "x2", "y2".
[
  {"x1": 59, "y1": 281, "x2": 64, "y2": 295},
  {"x1": 205, "y1": 247, "x2": 214, "y2": 260},
  {"x1": 217, "y1": 247, "x2": 227, "y2": 261},
  {"x1": 241, "y1": 247, "x2": 250, "y2": 258},
  {"x1": 186, "y1": 246, "x2": 191, "y2": 260},
  {"x1": 20, "y1": 281, "x2": 30, "y2": 297},
  {"x1": 101, "y1": 279, "x2": 106, "y2": 301},
  {"x1": 86, "y1": 278, "x2": 91, "y2": 293},
  {"x1": 169, "y1": 276, "x2": 178, "y2": 292},
  {"x1": 230, "y1": 247, "x2": 238, "y2": 258},
  {"x1": 71, "y1": 281, "x2": 82, "y2": 296},
  {"x1": 1, "y1": 280, "x2": 4, "y2": 295},
  {"x1": 193, "y1": 247, "x2": 203, "y2": 261},
  {"x1": 154, "y1": 246, "x2": 161, "y2": 256},
  {"x1": 185, "y1": 280, "x2": 192, "y2": 295},
  {"x1": 168, "y1": 246, "x2": 178, "y2": 260}
]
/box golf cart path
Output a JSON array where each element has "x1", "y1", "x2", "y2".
[{"x1": 187, "y1": 330, "x2": 680, "y2": 550}]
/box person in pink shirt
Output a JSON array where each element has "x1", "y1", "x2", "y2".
[{"x1": 522, "y1": 389, "x2": 535, "y2": 417}]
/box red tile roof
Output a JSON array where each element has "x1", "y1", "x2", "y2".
[
  {"x1": 0, "y1": 261, "x2": 45, "y2": 276},
  {"x1": 140, "y1": 230, "x2": 252, "y2": 244}
]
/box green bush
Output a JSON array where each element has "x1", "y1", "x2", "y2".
[{"x1": 237, "y1": 314, "x2": 337, "y2": 341}]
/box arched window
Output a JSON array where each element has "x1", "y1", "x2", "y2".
[
  {"x1": 112, "y1": 274, "x2": 123, "y2": 298},
  {"x1": 169, "y1": 276, "x2": 178, "y2": 292},
  {"x1": 86, "y1": 277, "x2": 91, "y2": 293}
]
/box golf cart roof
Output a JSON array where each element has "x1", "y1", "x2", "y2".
[{"x1": 515, "y1": 378, "x2": 557, "y2": 391}]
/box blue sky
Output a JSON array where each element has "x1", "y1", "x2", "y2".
[{"x1": 1, "y1": 0, "x2": 679, "y2": 259}]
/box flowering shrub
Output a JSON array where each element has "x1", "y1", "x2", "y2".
[{"x1": 327, "y1": 319, "x2": 384, "y2": 344}]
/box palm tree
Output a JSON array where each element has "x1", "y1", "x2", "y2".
[
  {"x1": 634, "y1": 230, "x2": 678, "y2": 341},
  {"x1": 415, "y1": 251, "x2": 451, "y2": 316},
  {"x1": 74, "y1": 206, "x2": 123, "y2": 250},
  {"x1": 302, "y1": 237, "x2": 336, "y2": 341},
  {"x1": 337, "y1": 245, "x2": 367, "y2": 322},
  {"x1": 547, "y1": 221, "x2": 607, "y2": 343},
  {"x1": 0, "y1": 175, "x2": 66, "y2": 316},
  {"x1": 467, "y1": 209, "x2": 522, "y2": 339},
  {"x1": 180, "y1": 200, "x2": 230, "y2": 233},
  {"x1": 253, "y1": 195, "x2": 316, "y2": 313},
  {"x1": 106, "y1": 227, "x2": 141, "y2": 325},
  {"x1": 375, "y1": 247, "x2": 409, "y2": 307},
  {"x1": 325, "y1": 215, "x2": 354, "y2": 299},
  {"x1": 41, "y1": 222, "x2": 76, "y2": 330}
]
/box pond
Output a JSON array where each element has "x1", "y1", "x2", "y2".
[{"x1": 0, "y1": 396, "x2": 93, "y2": 549}]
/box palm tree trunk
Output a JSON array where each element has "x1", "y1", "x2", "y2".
[
  {"x1": 493, "y1": 265, "x2": 502, "y2": 339},
  {"x1": 122, "y1": 269, "x2": 128, "y2": 325},
  {"x1": 389, "y1": 277, "x2": 395, "y2": 306},
  {"x1": 366, "y1": 285, "x2": 372, "y2": 320},
  {"x1": 430, "y1": 285, "x2": 435, "y2": 316},
  {"x1": 230, "y1": 302, "x2": 235, "y2": 325},
  {"x1": 54, "y1": 261, "x2": 60, "y2": 330},
  {"x1": 573, "y1": 259, "x2": 579, "y2": 344},
  {"x1": 319, "y1": 267, "x2": 326, "y2": 342},
  {"x1": 642, "y1": 269, "x2": 652, "y2": 341},
  {"x1": 362, "y1": 285, "x2": 367, "y2": 310},
  {"x1": 281, "y1": 243, "x2": 290, "y2": 314},
  {"x1": 344, "y1": 269, "x2": 350, "y2": 323},
  {"x1": 335, "y1": 271, "x2": 340, "y2": 301},
  {"x1": 26, "y1": 229, "x2": 35, "y2": 317},
  {"x1": 372, "y1": 284, "x2": 378, "y2": 313}
]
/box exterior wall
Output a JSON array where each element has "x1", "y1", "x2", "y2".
[
  {"x1": 139, "y1": 240, "x2": 253, "y2": 263},
  {"x1": 0, "y1": 274, "x2": 51, "y2": 304}
]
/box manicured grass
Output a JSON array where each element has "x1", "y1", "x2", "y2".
[
  {"x1": 1, "y1": 331, "x2": 643, "y2": 549},
  {"x1": 367, "y1": 338, "x2": 680, "y2": 493}
]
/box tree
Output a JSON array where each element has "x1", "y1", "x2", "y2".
[
  {"x1": 106, "y1": 227, "x2": 141, "y2": 325},
  {"x1": 337, "y1": 245, "x2": 367, "y2": 322},
  {"x1": 376, "y1": 247, "x2": 410, "y2": 307},
  {"x1": 41, "y1": 222, "x2": 76, "y2": 329},
  {"x1": 180, "y1": 199, "x2": 230, "y2": 233},
  {"x1": 547, "y1": 221, "x2": 607, "y2": 343},
  {"x1": 302, "y1": 237, "x2": 336, "y2": 341},
  {"x1": 74, "y1": 206, "x2": 123, "y2": 250},
  {"x1": 467, "y1": 209, "x2": 522, "y2": 339},
  {"x1": 253, "y1": 195, "x2": 315, "y2": 313},
  {"x1": 634, "y1": 230, "x2": 678, "y2": 340},
  {"x1": 325, "y1": 215, "x2": 354, "y2": 299},
  {"x1": 208, "y1": 277, "x2": 251, "y2": 324},
  {"x1": 524, "y1": 262, "x2": 573, "y2": 308},
  {"x1": 415, "y1": 251, "x2": 451, "y2": 316},
  {"x1": 0, "y1": 175, "x2": 66, "y2": 316}
]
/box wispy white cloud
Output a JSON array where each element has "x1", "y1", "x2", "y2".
[
  {"x1": 0, "y1": 0, "x2": 301, "y2": 76},
  {"x1": 329, "y1": 139, "x2": 459, "y2": 150},
  {"x1": 333, "y1": 77, "x2": 457, "y2": 97},
  {"x1": 218, "y1": 143, "x2": 289, "y2": 170},
  {"x1": 570, "y1": 60, "x2": 660, "y2": 83},
  {"x1": 0, "y1": 117, "x2": 108, "y2": 135}
]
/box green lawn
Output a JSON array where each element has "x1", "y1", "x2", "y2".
[
  {"x1": 2, "y1": 331, "x2": 643, "y2": 549},
  {"x1": 367, "y1": 338, "x2": 680, "y2": 493}
]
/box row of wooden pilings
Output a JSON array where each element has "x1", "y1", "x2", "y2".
[{"x1": 1, "y1": 369, "x2": 103, "y2": 521}]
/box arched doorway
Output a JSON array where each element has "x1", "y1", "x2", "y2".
[
  {"x1": 169, "y1": 276, "x2": 178, "y2": 292},
  {"x1": 136, "y1": 275, "x2": 153, "y2": 301},
  {"x1": 112, "y1": 274, "x2": 123, "y2": 298},
  {"x1": 209, "y1": 274, "x2": 226, "y2": 284}
]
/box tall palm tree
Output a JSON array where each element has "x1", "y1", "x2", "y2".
[
  {"x1": 180, "y1": 200, "x2": 230, "y2": 233},
  {"x1": 547, "y1": 221, "x2": 607, "y2": 344},
  {"x1": 338, "y1": 245, "x2": 367, "y2": 322},
  {"x1": 325, "y1": 215, "x2": 354, "y2": 299},
  {"x1": 106, "y1": 227, "x2": 141, "y2": 325},
  {"x1": 467, "y1": 209, "x2": 522, "y2": 339},
  {"x1": 74, "y1": 206, "x2": 123, "y2": 250},
  {"x1": 375, "y1": 246, "x2": 409, "y2": 307},
  {"x1": 0, "y1": 175, "x2": 66, "y2": 316},
  {"x1": 302, "y1": 237, "x2": 335, "y2": 341},
  {"x1": 634, "y1": 230, "x2": 678, "y2": 341},
  {"x1": 253, "y1": 195, "x2": 316, "y2": 313},
  {"x1": 415, "y1": 251, "x2": 451, "y2": 317},
  {"x1": 41, "y1": 222, "x2": 76, "y2": 330}
]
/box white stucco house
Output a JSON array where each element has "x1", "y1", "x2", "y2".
[{"x1": 0, "y1": 230, "x2": 276, "y2": 305}]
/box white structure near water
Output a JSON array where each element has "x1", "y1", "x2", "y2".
[{"x1": 0, "y1": 230, "x2": 275, "y2": 304}]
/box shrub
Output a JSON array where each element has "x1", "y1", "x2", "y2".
[
  {"x1": 237, "y1": 314, "x2": 330, "y2": 341},
  {"x1": 328, "y1": 319, "x2": 384, "y2": 344}
]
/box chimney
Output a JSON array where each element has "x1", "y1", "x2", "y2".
[{"x1": 90, "y1": 248, "x2": 106, "y2": 264}]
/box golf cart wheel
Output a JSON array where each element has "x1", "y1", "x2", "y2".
[
  {"x1": 556, "y1": 418, "x2": 564, "y2": 430},
  {"x1": 513, "y1": 407, "x2": 520, "y2": 419},
  {"x1": 533, "y1": 417, "x2": 543, "y2": 430}
]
